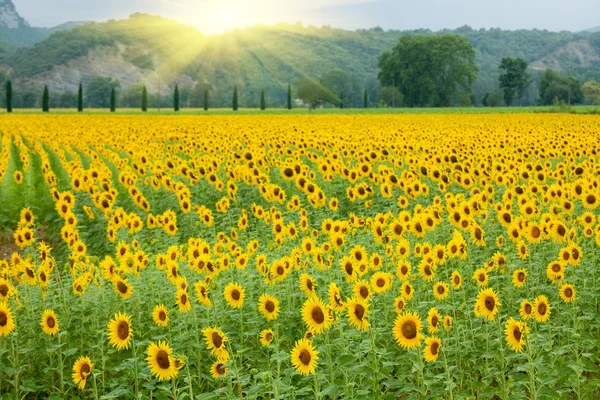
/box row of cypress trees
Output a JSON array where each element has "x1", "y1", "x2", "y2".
[{"x1": 4, "y1": 82, "x2": 300, "y2": 112}]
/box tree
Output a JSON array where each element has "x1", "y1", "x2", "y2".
[
  {"x1": 295, "y1": 77, "x2": 339, "y2": 110},
  {"x1": 85, "y1": 77, "x2": 120, "y2": 108},
  {"x1": 174, "y1": 84, "x2": 180, "y2": 112},
  {"x1": 378, "y1": 35, "x2": 478, "y2": 107},
  {"x1": 339, "y1": 92, "x2": 344, "y2": 109},
  {"x1": 6, "y1": 80, "x2": 12, "y2": 113},
  {"x1": 204, "y1": 89, "x2": 208, "y2": 111},
  {"x1": 260, "y1": 89, "x2": 266, "y2": 110},
  {"x1": 364, "y1": 88, "x2": 368, "y2": 108},
  {"x1": 232, "y1": 86, "x2": 238, "y2": 111},
  {"x1": 287, "y1": 84, "x2": 292, "y2": 110},
  {"x1": 141, "y1": 85, "x2": 148, "y2": 112},
  {"x1": 539, "y1": 69, "x2": 583, "y2": 105},
  {"x1": 42, "y1": 85, "x2": 49, "y2": 112},
  {"x1": 320, "y1": 69, "x2": 361, "y2": 107},
  {"x1": 499, "y1": 57, "x2": 531, "y2": 106},
  {"x1": 77, "y1": 82, "x2": 83, "y2": 112},
  {"x1": 582, "y1": 81, "x2": 600, "y2": 105},
  {"x1": 110, "y1": 87, "x2": 116, "y2": 112},
  {"x1": 377, "y1": 86, "x2": 403, "y2": 108},
  {"x1": 54, "y1": 92, "x2": 76, "y2": 108}
]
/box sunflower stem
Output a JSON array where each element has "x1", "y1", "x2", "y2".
[
  {"x1": 526, "y1": 337, "x2": 537, "y2": 400},
  {"x1": 415, "y1": 348, "x2": 425, "y2": 397},
  {"x1": 313, "y1": 370, "x2": 319, "y2": 400},
  {"x1": 496, "y1": 316, "x2": 507, "y2": 400},
  {"x1": 131, "y1": 336, "x2": 139, "y2": 399}
]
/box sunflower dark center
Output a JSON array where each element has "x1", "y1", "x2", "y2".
[
  {"x1": 117, "y1": 281, "x2": 128, "y2": 293},
  {"x1": 552, "y1": 264, "x2": 561, "y2": 272},
  {"x1": 377, "y1": 278, "x2": 385, "y2": 287},
  {"x1": 231, "y1": 290, "x2": 240, "y2": 301},
  {"x1": 430, "y1": 342, "x2": 439, "y2": 355},
  {"x1": 47, "y1": 316, "x2": 56, "y2": 328},
  {"x1": 180, "y1": 294, "x2": 188, "y2": 304},
  {"x1": 0, "y1": 284, "x2": 8, "y2": 297},
  {"x1": 354, "y1": 304, "x2": 365, "y2": 320},
  {"x1": 117, "y1": 321, "x2": 129, "y2": 340},
  {"x1": 80, "y1": 363, "x2": 90, "y2": 379},
  {"x1": 518, "y1": 272, "x2": 525, "y2": 282},
  {"x1": 432, "y1": 315, "x2": 439, "y2": 327},
  {"x1": 266, "y1": 332, "x2": 273, "y2": 341},
  {"x1": 299, "y1": 349, "x2": 311, "y2": 365},
  {"x1": 565, "y1": 287, "x2": 573, "y2": 297},
  {"x1": 437, "y1": 286, "x2": 445, "y2": 294},
  {"x1": 401, "y1": 320, "x2": 417, "y2": 339},
  {"x1": 0, "y1": 312, "x2": 7, "y2": 326},
  {"x1": 156, "y1": 350, "x2": 170, "y2": 369},
  {"x1": 312, "y1": 306, "x2": 325, "y2": 323},
  {"x1": 485, "y1": 296, "x2": 495, "y2": 311},
  {"x1": 307, "y1": 280, "x2": 313, "y2": 291},
  {"x1": 531, "y1": 227, "x2": 541, "y2": 238},
  {"x1": 345, "y1": 263, "x2": 353, "y2": 275},
  {"x1": 265, "y1": 300, "x2": 275, "y2": 313},
  {"x1": 514, "y1": 327, "x2": 522, "y2": 341},
  {"x1": 212, "y1": 332, "x2": 223, "y2": 348},
  {"x1": 524, "y1": 304, "x2": 532, "y2": 314},
  {"x1": 538, "y1": 303, "x2": 547, "y2": 315},
  {"x1": 359, "y1": 287, "x2": 369, "y2": 298},
  {"x1": 401, "y1": 266, "x2": 408, "y2": 275},
  {"x1": 478, "y1": 274, "x2": 485, "y2": 282},
  {"x1": 158, "y1": 311, "x2": 166, "y2": 321}
]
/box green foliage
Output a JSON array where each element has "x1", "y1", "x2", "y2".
[
  {"x1": 6, "y1": 79, "x2": 12, "y2": 112},
  {"x1": 582, "y1": 81, "x2": 600, "y2": 104},
  {"x1": 294, "y1": 77, "x2": 340, "y2": 110},
  {"x1": 77, "y1": 82, "x2": 83, "y2": 112},
  {"x1": 377, "y1": 86, "x2": 403, "y2": 107},
  {"x1": 499, "y1": 57, "x2": 531, "y2": 106},
  {"x1": 539, "y1": 69, "x2": 583, "y2": 105},
  {"x1": 142, "y1": 85, "x2": 148, "y2": 112},
  {"x1": 232, "y1": 86, "x2": 238, "y2": 111},
  {"x1": 319, "y1": 69, "x2": 362, "y2": 108},
  {"x1": 85, "y1": 76, "x2": 120, "y2": 108},
  {"x1": 110, "y1": 87, "x2": 116, "y2": 112},
  {"x1": 287, "y1": 84, "x2": 292, "y2": 110},
  {"x1": 378, "y1": 35, "x2": 478, "y2": 107},
  {"x1": 41, "y1": 85, "x2": 49, "y2": 112},
  {"x1": 481, "y1": 91, "x2": 504, "y2": 107},
  {"x1": 204, "y1": 88, "x2": 209, "y2": 111},
  {"x1": 364, "y1": 88, "x2": 368, "y2": 108},
  {"x1": 174, "y1": 84, "x2": 180, "y2": 112},
  {"x1": 260, "y1": 89, "x2": 265, "y2": 110}
]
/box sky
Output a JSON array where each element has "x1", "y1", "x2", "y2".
[{"x1": 13, "y1": 0, "x2": 599, "y2": 34}]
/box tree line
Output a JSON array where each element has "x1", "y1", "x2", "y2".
[{"x1": 2, "y1": 34, "x2": 600, "y2": 111}]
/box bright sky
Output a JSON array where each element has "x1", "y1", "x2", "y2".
[{"x1": 14, "y1": 0, "x2": 599, "y2": 33}]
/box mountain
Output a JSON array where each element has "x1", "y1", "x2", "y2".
[
  {"x1": 1, "y1": 13, "x2": 600, "y2": 107},
  {"x1": 0, "y1": 0, "x2": 28, "y2": 29},
  {"x1": 585, "y1": 26, "x2": 600, "y2": 33}
]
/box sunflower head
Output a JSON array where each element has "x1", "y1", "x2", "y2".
[
  {"x1": 72, "y1": 356, "x2": 93, "y2": 390},
  {"x1": 290, "y1": 338, "x2": 319, "y2": 376},
  {"x1": 146, "y1": 341, "x2": 178, "y2": 381},
  {"x1": 107, "y1": 312, "x2": 133, "y2": 350},
  {"x1": 41, "y1": 309, "x2": 59, "y2": 336},
  {"x1": 393, "y1": 311, "x2": 424, "y2": 349}
]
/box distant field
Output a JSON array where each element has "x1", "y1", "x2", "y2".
[{"x1": 0, "y1": 105, "x2": 599, "y2": 115}]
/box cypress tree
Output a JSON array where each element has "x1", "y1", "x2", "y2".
[
  {"x1": 6, "y1": 80, "x2": 12, "y2": 113},
  {"x1": 77, "y1": 82, "x2": 83, "y2": 112},
  {"x1": 364, "y1": 88, "x2": 368, "y2": 108},
  {"x1": 287, "y1": 84, "x2": 292, "y2": 110},
  {"x1": 42, "y1": 85, "x2": 49, "y2": 112},
  {"x1": 260, "y1": 89, "x2": 265, "y2": 110},
  {"x1": 174, "y1": 84, "x2": 180, "y2": 112},
  {"x1": 110, "y1": 87, "x2": 116, "y2": 112},
  {"x1": 203, "y1": 89, "x2": 208, "y2": 111},
  {"x1": 340, "y1": 92, "x2": 344, "y2": 109},
  {"x1": 232, "y1": 86, "x2": 238, "y2": 111},
  {"x1": 141, "y1": 85, "x2": 148, "y2": 112}
]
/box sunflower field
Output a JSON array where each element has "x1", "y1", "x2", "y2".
[{"x1": 0, "y1": 113, "x2": 599, "y2": 399}]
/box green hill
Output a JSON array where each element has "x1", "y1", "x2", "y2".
[{"x1": 1, "y1": 14, "x2": 600, "y2": 107}]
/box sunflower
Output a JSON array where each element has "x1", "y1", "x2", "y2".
[
  {"x1": 210, "y1": 361, "x2": 229, "y2": 379},
  {"x1": 346, "y1": 297, "x2": 370, "y2": 331},
  {"x1": 340, "y1": 256, "x2": 357, "y2": 282},
  {"x1": 472, "y1": 268, "x2": 488, "y2": 286},
  {"x1": 396, "y1": 261, "x2": 411, "y2": 280},
  {"x1": 400, "y1": 281, "x2": 414, "y2": 300},
  {"x1": 113, "y1": 276, "x2": 133, "y2": 299},
  {"x1": 202, "y1": 327, "x2": 229, "y2": 360},
  {"x1": 194, "y1": 281, "x2": 212, "y2": 307},
  {"x1": 512, "y1": 269, "x2": 527, "y2": 288},
  {"x1": 146, "y1": 341, "x2": 178, "y2": 381},
  {"x1": 301, "y1": 296, "x2": 332, "y2": 334},
  {"x1": 152, "y1": 304, "x2": 169, "y2": 327},
  {"x1": 519, "y1": 300, "x2": 534, "y2": 320},
  {"x1": 41, "y1": 309, "x2": 59, "y2": 336},
  {"x1": 474, "y1": 288, "x2": 500, "y2": 321},
  {"x1": 546, "y1": 260, "x2": 564, "y2": 282},
  {"x1": 353, "y1": 280, "x2": 371, "y2": 301},
  {"x1": 0, "y1": 278, "x2": 13, "y2": 302},
  {"x1": 72, "y1": 356, "x2": 93, "y2": 390},
  {"x1": 533, "y1": 295, "x2": 551, "y2": 323},
  {"x1": 224, "y1": 282, "x2": 245, "y2": 309},
  {"x1": 107, "y1": 312, "x2": 133, "y2": 350},
  {"x1": 258, "y1": 294, "x2": 280, "y2": 320},
  {"x1": 260, "y1": 329, "x2": 275, "y2": 346},
  {"x1": 393, "y1": 296, "x2": 406, "y2": 313},
  {"x1": 370, "y1": 272, "x2": 393, "y2": 294},
  {"x1": 432, "y1": 281, "x2": 449, "y2": 300},
  {"x1": 299, "y1": 273, "x2": 317, "y2": 297},
  {"x1": 505, "y1": 318, "x2": 528, "y2": 352},
  {"x1": 427, "y1": 308, "x2": 441, "y2": 333},
  {"x1": 176, "y1": 289, "x2": 192, "y2": 312},
  {"x1": 423, "y1": 336, "x2": 441, "y2": 362},
  {"x1": 0, "y1": 302, "x2": 16, "y2": 336},
  {"x1": 451, "y1": 271, "x2": 462, "y2": 289},
  {"x1": 290, "y1": 338, "x2": 319, "y2": 375},
  {"x1": 559, "y1": 283, "x2": 576, "y2": 303},
  {"x1": 393, "y1": 312, "x2": 423, "y2": 349},
  {"x1": 443, "y1": 315, "x2": 453, "y2": 330},
  {"x1": 328, "y1": 282, "x2": 345, "y2": 311}
]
